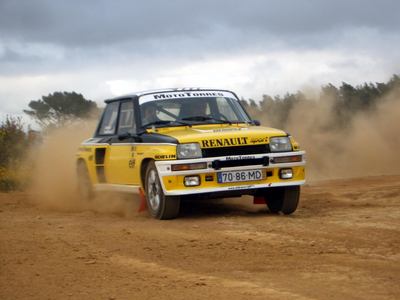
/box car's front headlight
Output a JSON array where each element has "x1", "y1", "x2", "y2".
[
  {"x1": 177, "y1": 143, "x2": 202, "y2": 159},
  {"x1": 269, "y1": 136, "x2": 292, "y2": 152}
]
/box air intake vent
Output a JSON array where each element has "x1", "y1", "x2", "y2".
[{"x1": 202, "y1": 144, "x2": 269, "y2": 158}]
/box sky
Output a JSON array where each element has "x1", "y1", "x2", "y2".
[{"x1": 1, "y1": 0, "x2": 400, "y2": 125}]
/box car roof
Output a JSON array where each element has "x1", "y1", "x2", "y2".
[{"x1": 104, "y1": 87, "x2": 238, "y2": 103}]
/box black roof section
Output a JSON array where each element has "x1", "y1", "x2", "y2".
[{"x1": 104, "y1": 87, "x2": 239, "y2": 103}]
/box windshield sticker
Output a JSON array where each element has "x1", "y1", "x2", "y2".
[{"x1": 139, "y1": 91, "x2": 236, "y2": 104}]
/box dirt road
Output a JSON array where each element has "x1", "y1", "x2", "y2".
[{"x1": 1, "y1": 175, "x2": 399, "y2": 299}]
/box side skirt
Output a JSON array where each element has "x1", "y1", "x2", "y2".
[{"x1": 93, "y1": 183, "x2": 140, "y2": 194}]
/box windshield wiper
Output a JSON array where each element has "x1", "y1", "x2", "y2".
[
  {"x1": 142, "y1": 120, "x2": 191, "y2": 128},
  {"x1": 181, "y1": 116, "x2": 232, "y2": 124}
]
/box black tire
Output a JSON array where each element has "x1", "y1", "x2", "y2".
[
  {"x1": 265, "y1": 186, "x2": 300, "y2": 215},
  {"x1": 265, "y1": 188, "x2": 283, "y2": 213},
  {"x1": 145, "y1": 161, "x2": 180, "y2": 220},
  {"x1": 77, "y1": 161, "x2": 93, "y2": 201},
  {"x1": 281, "y1": 186, "x2": 300, "y2": 214}
]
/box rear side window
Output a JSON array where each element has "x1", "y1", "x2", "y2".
[
  {"x1": 118, "y1": 101, "x2": 135, "y2": 134},
  {"x1": 98, "y1": 102, "x2": 119, "y2": 135}
]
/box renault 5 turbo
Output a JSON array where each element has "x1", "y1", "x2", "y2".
[{"x1": 76, "y1": 88, "x2": 306, "y2": 219}]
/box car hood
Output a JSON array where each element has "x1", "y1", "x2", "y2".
[{"x1": 148, "y1": 124, "x2": 287, "y2": 148}]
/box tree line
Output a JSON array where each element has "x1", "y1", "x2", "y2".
[
  {"x1": 241, "y1": 74, "x2": 400, "y2": 130},
  {"x1": 0, "y1": 75, "x2": 399, "y2": 191},
  {"x1": 0, "y1": 92, "x2": 98, "y2": 191},
  {"x1": 22, "y1": 75, "x2": 400, "y2": 131}
]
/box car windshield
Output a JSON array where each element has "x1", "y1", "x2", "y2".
[{"x1": 139, "y1": 92, "x2": 251, "y2": 128}]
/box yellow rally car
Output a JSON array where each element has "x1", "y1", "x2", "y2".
[{"x1": 76, "y1": 88, "x2": 305, "y2": 219}]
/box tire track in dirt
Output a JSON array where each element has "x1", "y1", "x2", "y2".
[
  {"x1": 110, "y1": 254, "x2": 315, "y2": 300},
  {"x1": 1, "y1": 175, "x2": 399, "y2": 299}
]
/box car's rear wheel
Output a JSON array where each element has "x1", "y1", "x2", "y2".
[
  {"x1": 145, "y1": 161, "x2": 180, "y2": 219},
  {"x1": 77, "y1": 161, "x2": 93, "y2": 201},
  {"x1": 264, "y1": 186, "x2": 300, "y2": 215}
]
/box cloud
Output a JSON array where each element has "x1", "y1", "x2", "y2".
[
  {"x1": 0, "y1": 0, "x2": 399, "y2": 119},
  {"x1": 1, "y1": 0, "x2": 399, "y2": 47}
]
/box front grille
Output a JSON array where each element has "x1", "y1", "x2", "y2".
[
  {"x1": 202, "y1": 144, "x2": 269, "y2": 158},
  {"x1": 212, "y1": 157, "x2": 269, "y2": 170}
]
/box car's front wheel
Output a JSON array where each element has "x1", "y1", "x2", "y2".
[
  {"x1": 264, "y1": 186, "x2": 300, "y2": 215},
  {"x1": 145, "y1": 161, "x2": 180, "y2": 219}
]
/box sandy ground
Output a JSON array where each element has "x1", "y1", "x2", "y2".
[{"x1": 1, "y1": 175, "x2": 399, "y2": 300}]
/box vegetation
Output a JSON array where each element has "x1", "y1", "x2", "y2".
[
  {"x1": 0, "y1": 116, "x2": 30, "y2": 191},
  {"x1": 1, "y1": 76, "x2": 399, "y2": 191},
  {"x1": 241, "y1": 74, "x2": 400, "y2": 130},
  {"x1": 24, "y1": 91, "x2": 99, "y2": 130},
  {"x1": 0, "y1": 91, "x2": 98, "y2": 191}
]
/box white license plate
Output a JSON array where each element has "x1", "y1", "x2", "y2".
[{"x1": 217, "y1": 169, "x2": 264, "y2": 183}]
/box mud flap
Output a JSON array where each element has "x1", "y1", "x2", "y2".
[
  {"x1": 253, "y1": 196, "x2": 265, "y2": 204},
  {"x1": 138, "y1": 187, "x2": 148, "y2": 212}
]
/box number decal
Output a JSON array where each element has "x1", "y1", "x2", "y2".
[{"x1": 128, "y1": 159, "x2": 136, "y2": 168}]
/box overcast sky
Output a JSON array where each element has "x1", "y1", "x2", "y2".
[{"x1": 1, "y1": 0, "x2": 399, "y2": 123}]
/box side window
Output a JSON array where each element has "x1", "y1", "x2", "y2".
[
  {"x1": 118, "y1": 101, "x2": 135, "y2": 134},
  {"x1": 98, "y1": 102, "x2": 119, "y2": 135}
]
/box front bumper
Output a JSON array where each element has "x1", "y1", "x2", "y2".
[{"x1": 155, "y1": 151, "x2": 306, "y2": 196}]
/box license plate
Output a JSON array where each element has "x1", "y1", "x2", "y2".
[{"x1": 217, "y1": 169, "x2": 264, "y2": 183}]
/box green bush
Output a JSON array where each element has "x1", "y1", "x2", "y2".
[
  {"x1": 0, "y1": 178, "x2": 20, "y2": 192},
  {"x1": 0, "y1": 116, "x2": 29, "y2": 192}
]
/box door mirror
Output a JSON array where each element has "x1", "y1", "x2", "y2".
[
  {"x1": 117, "y1": 132, "x2": 142, "y2": 142},
  {"x1": 118, "y1": 132, "x2": 132, "y2": 140},
  {"x1": 252, "y1": 120, "x2": 261, "y2": 126}
]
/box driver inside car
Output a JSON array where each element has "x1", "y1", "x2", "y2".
[
  {"x1": 141, "y1": 104, "x2": 159, "y2": 125},
  {"x1": 181, "y1": 101, "x2": 208, "y2": 119}
]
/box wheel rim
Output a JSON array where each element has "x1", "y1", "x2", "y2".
[{"x1": 147, "y1": 169, "x2": 161, "y2": 211}]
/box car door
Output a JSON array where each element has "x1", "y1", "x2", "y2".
[
  {"x1": 94, "y1": 101, "x2": 119, "y2": 184},
  {"x1": 105, "y1": 99, "x2": 140, "y2": 185}
]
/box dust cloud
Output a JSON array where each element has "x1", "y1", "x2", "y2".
[
  {"x1": 282, "y1": 90, "x2": 400, "y2": 180},
  {"x1": 28, "y1": 89, "x2": 400, "y2": 212},
  {"x1": 28, "y1": 120, "x2": 138, "y2": 217}
]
